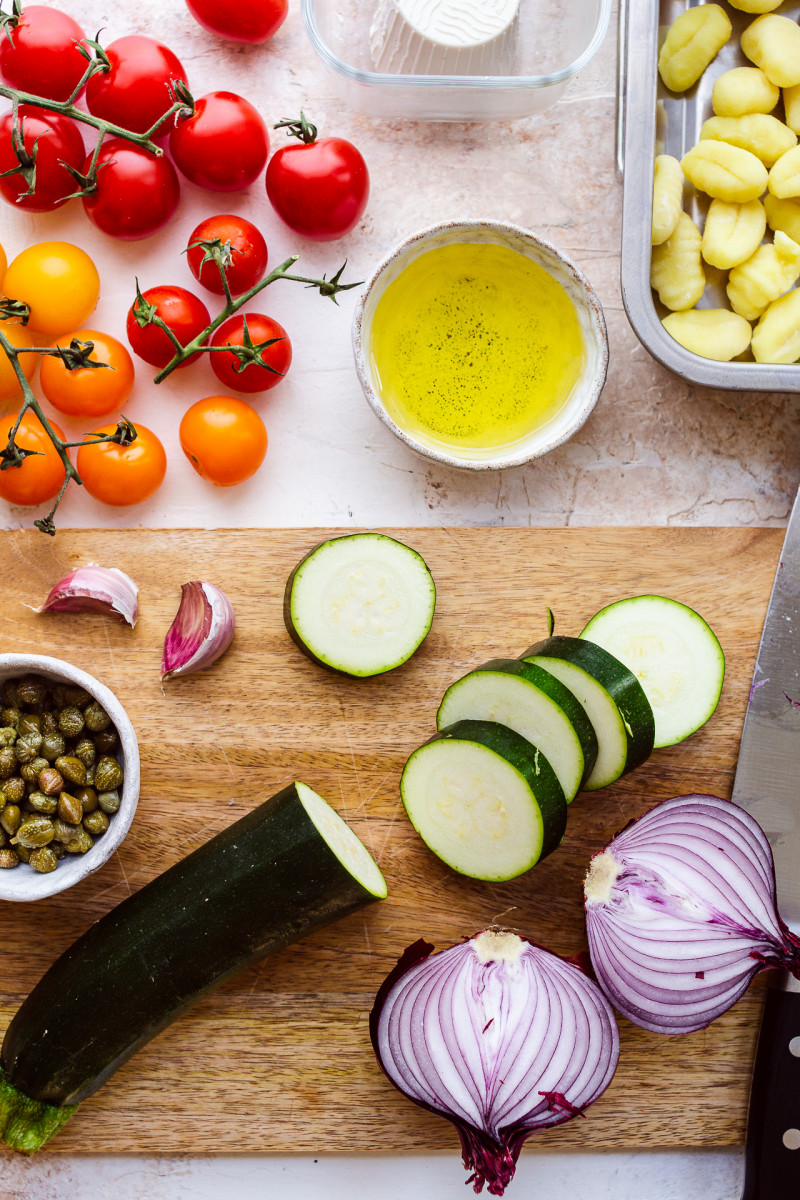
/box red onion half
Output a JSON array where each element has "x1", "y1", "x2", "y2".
[
  {"x1": 370, "y1": 931, "x2": 619, "y2": 1196},
  {"x1": 584, "y1": 793, "x2": 800, "y2": 1035}
]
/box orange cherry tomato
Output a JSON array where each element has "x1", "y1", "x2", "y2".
[
  {"x1": 0, "y1": 411, "x2": 67, "y2": 506},
  {"x1": 179, "y1": 395, "x2": 267, "y2": 486},
  {"x1": 0, "y1": 318, "x2": 37, "y2": 400},
  {"x1": 40, "y1": 330, "x2": 135, "y2": 418},
  {"x1": 76, "y1": 421, "x2": 166, "y2": 506}
]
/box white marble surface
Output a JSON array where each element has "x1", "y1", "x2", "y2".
[{"x1": 0, "y1": 0, "x2": 761, "y2": 1194}]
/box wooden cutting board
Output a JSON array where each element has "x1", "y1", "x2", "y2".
[{"x1": 0, "y1": 526, "x2": 783, "y2": 1155}]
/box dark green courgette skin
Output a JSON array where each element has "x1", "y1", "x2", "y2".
[
  {"x1": 2, "y1": 783, "x2": 382, "y2": 1110},
  {"x1": 476, "y1": 658, "x2": 599, "y2": 786},
  {"x1": 522, "y1": 636, "x2": 655, "y2": 773},
  {"x1": 435, "y1": 719, "x2": 567, "y2": 860}
]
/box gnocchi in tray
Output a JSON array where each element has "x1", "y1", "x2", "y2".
[{"x1": 653, "y1": 1, "x2": 800, "y2": 364}]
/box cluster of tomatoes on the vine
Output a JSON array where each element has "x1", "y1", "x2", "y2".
[{"x1": 0, "y1": 3, "x2": 370, "y2": 242}]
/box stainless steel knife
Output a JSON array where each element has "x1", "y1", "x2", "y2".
[{"x1": 733, "y1": 489, "x2": 800, "y2": 1200}]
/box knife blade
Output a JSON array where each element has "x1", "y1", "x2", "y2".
[{"x1": 732, "y1": 487, "x2": 800, "y2": 1200}]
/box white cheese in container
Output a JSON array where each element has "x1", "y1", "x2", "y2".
[{"x1": 369, "y1": 0, "x2": 520, "y2": 76}]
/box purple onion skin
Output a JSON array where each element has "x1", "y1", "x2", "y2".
[
  {"x1": 584, "y1": 793, "x2": 800, "y2": 1036},
  {"x1": 370, "y1": 935, "x2": 619, "y2": 1196}
]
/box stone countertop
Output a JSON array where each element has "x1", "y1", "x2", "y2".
[
  {"x1": 0, "y1": 0, "x2": 798, "y2": 534},
  {"x1": 0, "y1": 0, "x2": 762, "y2": 1195}
]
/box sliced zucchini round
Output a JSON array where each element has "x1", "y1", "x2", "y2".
[
  {"x1": 436, "y1": 658, "x2": 597, "y2": 802},
  {"x1": 522, "y1": 637, "x2": 655, "y2": 789},
  {"x1": 580, "y1": 594, "x2": 725, "y2": 748},
  {"x1": 401, "y1": 719, "x2": 567, "y2": 882},
  {"x1": 284, "y1": 533, "x2": 436, "y2": 678}
]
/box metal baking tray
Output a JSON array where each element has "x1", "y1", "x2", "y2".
[{"x1": 619, "y1": 0, "x2": 800, "y2": 392}]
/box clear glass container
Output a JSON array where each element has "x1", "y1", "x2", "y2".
[{"x1": 302, "y1": 0, "x2": 612, "y2": 122}]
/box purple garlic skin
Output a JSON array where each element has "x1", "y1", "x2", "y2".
[
  {"x1": 34, "y1": 565, "x2": 138, "y2": 628},
  {"x1": 161, "y1": 581, "x2": 235, "y2": 681}
]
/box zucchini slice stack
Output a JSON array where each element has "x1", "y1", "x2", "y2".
[{"x1": 401, "y1": 595, "x2": 724, "y2": 883}]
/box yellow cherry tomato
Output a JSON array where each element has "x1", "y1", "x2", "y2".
[
  {"x1": 0, "y1": 244, "x2": 7, "y2": 281},
  {"x1": 2, "y1": 241, "x2": 100, "y2": 336},
  {"x1": 0, "y1": 318, "x2": 37, "y2": 401}
]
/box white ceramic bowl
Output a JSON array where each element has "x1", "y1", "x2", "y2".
[
  {"x1": 0, "y1": 654, "x2": 140, "y2": 902},
  {"x1": 352, "y1": 219, "x2": 609, "y2": 471}
]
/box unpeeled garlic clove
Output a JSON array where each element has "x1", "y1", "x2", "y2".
[
  {"x1": 161, "y1": 581, "x2": 235, "y2": 681},
  {"x1": 33, "y1": 565, "x2": 138, "y2": 627}
]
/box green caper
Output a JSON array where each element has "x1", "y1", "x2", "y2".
[
  {"x1": 12, "y1": 815, "x2": 54, "y2": 848},
  {"x1": 84, "y1": 764, "x2": 95, "y2": 786},
  {"x1": 52, "y1": 817, "x2": 80, "y2": 843},
  {"x1": 57, "y1": 791, "x2": 83, "y2": 825},
  {"x1": 37, "y1": 767, "x2": 64, "y2": 796},
  {"x1": 64, "y1": 686, "x2": 91, "y2": 708},
  {"x1": 14, "y1": 843, "x2": 31, "y2": 863},
  {"x1": 0, "y1": 827, "x2": 5, "y2": 847},
  {"x1": 50, "y1": 841, "x2": 66, "y2": 860},
  {"x1": 2, "y1": 777, "x2": 24, "y2": 806},
  {"x1": 75, "y1": 786, "x2": 98, "y2": 814},
  {"x1": 15, "y1": 675, "x2": 48, "y2": 708},
  {"x1": 40, "y1": 710, "x2": 58, "y2": 735},
  {"x1": 1, "y1": 680, "x2": 19, "y2": 708},
  {"x1": 0, "y1": 727, "x2": 17, "y2": 747},
  {"x1": 64, "y1": 828, "x2": 93, "y2": 854},
  {"x1": 29, "y1": 846, "x2": 58, "y2": 874},
  {"x1": 54, "y1": 755, "x2": 86, "y2": 786},
  {"x1": 82, "y1": 809, "x2": 109, "y2": 836},
  {"x1": 73, "y1": 738, "x2": 96, "y2": 767},
  {"x1": 20, "y1": 755, "x2": 49, "y2": 783},
  {"x1": 40, "y1": 732, "x2": 66, "y2": 762},
  {"x1": 58, "y1": 706, "x2": 85, "y2": 738},
  {"x1": 50, "y1": 684, "x2": 67, "y2": 708},
  {"x1": 93, "y1": 727, "x2": 118, "y2": 754},
  {"x1": 83, "y1": 701, "x2": 111, "y2": 732},
  {"x1": 97, "y1": 789, "x2": 121, "y2": 814},
  {"x1": 17, "y1": 712, "x2": 42, "y2": 738},
  {"x1": 95, "y1": 756, "x2": 124, "y2": 792},
  {"x1": 1, "y1": 804, "x2": 21, "y2": 835},
  {"x1": 26, "y1": 791, "x2": 58, "y2": 816},
  {"x1": 0, "y1": 849, "x2": 19, "y2": 868},
  {"x1": 0, "y1": 746, "x2": 16, "y2": 779},
  {"x1": 14, "y1": 732, "x2": 42, "y2": 764},
  {"x1": 1, "y1": 707, "x2": 20, "y2": 728}
]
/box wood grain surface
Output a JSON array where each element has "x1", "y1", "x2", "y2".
[{"x1": 0, "y1": 526, "x2": 782, "y2": 1156}]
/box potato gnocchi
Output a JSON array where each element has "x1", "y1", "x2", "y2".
[
  {"x1": 654, "y1": 4, "x2": 800, "y2": 365},
  {"x1": 650, "y1": 213, "x2": 706, "y2": 311},
  {"x1": 712, "y1": 67, "x2": 779, "y2": 117},
  {"x1": 658, "y1": 5, "x2": 732, "y2": 93}
]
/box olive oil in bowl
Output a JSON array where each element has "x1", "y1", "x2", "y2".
[{"x1": 368, "y1": 241, "x2": 586, "y2": 460}]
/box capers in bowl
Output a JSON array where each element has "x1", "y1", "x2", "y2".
[{"x1": 0, "y1": 673, "x2": 125, "y2": 876}]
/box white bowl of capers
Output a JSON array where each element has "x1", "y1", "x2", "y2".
[{"x1": 0, "y1": 654, "x2": 140, "y2": 902}]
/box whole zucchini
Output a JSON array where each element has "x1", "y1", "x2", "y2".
[{"x1": 0, "y1": 781, "x2": 387, "y2": 1152}]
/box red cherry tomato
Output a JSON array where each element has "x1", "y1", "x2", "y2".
[
  {"x1": 0, "y1": 5, "x2": 87, "y2": 101},
  {"x1": 0, "y1": 411, "x2": 67, "y2": 507},
  {"x1": 266, "y1": 117, "x2": 369, "y2": 241},
  {"x1": 186, "y1": 214, "x2": 268, "y2": 296},
  {"x1": 0, "y1": 106, "x2": 84, "y2": 211},
  {"x1": 170, "y1": 91, "x2": 269, "y2": 192},
  {"x1": 77, "y1": 422, "x2": 167, "y2": 507},
  {"x1": 209, "y1": 313, "x2": 291, "y2": 393},
  {"x1": 184, "y1": 0, "x2": 288, "y2": 44},
  {"x1": 85, "y1": 36, "x2": 188, "y2": 137},
  {"x1": 81, "y1": 139, "x2": 180, "y2": 240},
  {"x1": 180, "y1": 395, "x2": 268, "y2": 486},
  {"x1": 126, "y1": 285, "x2": 210, "y2": 369}
]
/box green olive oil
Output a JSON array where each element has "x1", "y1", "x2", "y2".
[{"x1": 369, "y1": 242, "x2": 585, "y2": 458}]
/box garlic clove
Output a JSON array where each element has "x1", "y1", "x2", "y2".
[
  {"x1": 33, "y1": 565, "x2": 139, "y2": 628},
  {"x1": 161, "y1": 581, "x2": 235, "y2": 681}
]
